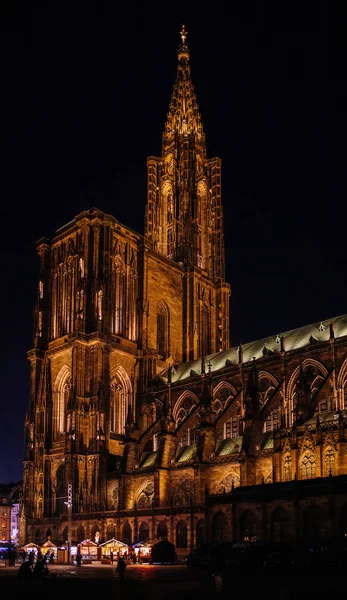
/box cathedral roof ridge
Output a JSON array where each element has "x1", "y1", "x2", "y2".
[{"x1": 167, "y1": 313, "x2": 347, "y2": 383}]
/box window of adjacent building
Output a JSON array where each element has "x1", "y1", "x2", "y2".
[
  {"x1": 300, "y1": 452, "x2": 316, "y2": 479},
  {"x1": 1, "y1": 520, "x2": 6, "y2": 528}
]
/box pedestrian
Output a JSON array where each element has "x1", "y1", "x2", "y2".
[
  {"x1": 17, "y1": 561, "x2": 33, "y2": 581},
  {"x1": 116, "y1": 556, "x2": 127, "y2": 582},
  {"x1": 110, "y1": 550, "x2": 114, "y2": 564}
]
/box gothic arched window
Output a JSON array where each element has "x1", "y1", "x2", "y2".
[
  {"x1": 176, "y1": 520, "x2": 187, "y2": 548},
  {"x1": 200, "y1": 304, "x2": 211, "y2": 357},
  {"x1": 157, "y1": 302, "x2": 169, "y2": 358},
  {"x1": 196, "y1": 520, "x2": 205, "y2": 546},
  {"x1": 53, "y1": 367, "x2": 71, "y2": 439},
  {"x1": 110, "y1": 369, "x2": 132, "y2": 435},
  {"x1": 212, "y1": 512, "x2": 228, "y2": 542},
  {"x1": 122, "y1": 522, "x2": 132, "y2": 546},
  {"x1": 112, "y1": 258, "x2": 125, "y2": 336},
  {"x1": 324, "y1": 447, "x2": 335, "y2": 476},
  {"x1": 343, "y1": 382, "x2": 347, "y2": 410},
  {"x1": 77, "y1": 526, "x2": 85, "y2": 542},
  {"x1": 139, "y1": 522, "x2": 149, "y2": 542},
  {"x1": 300, "y1": 452, "x2": 316, "y2": 479},
  {"x1": 157, "y1": 521, "x2": 168, "y2": 539},
  {"x1": 271, "y1": 507, "x2": 291, "y2": 544},
  {"x1": 283, "y1": 454, "x2": 292, "y2": 481}
]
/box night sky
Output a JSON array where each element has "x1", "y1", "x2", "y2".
[{"x1": 1, "y1": 1, "x2": 346, "y2": 483}]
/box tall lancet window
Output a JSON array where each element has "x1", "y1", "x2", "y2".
[
  {"x1": 112, "y1": 257, "x2": 125, "y2": 336},
  {"x1": 53, "y1": 366, "x2": 71, "y2": 439},
  {"x1": 128, "y1": 269, "x2": 137, "y2": 341},
  {"x1": 157, "y1": 302, "x2": 169, "y2": 358},
  {"x1": 200, "y1": 303, "x2": 211, "y2": 357},
  {"x1": 110, "y1": 368, "x2": 132, "y2": 435},
  {"x1": 97, "y1": 289, "x2": 103, "y2": 321}
]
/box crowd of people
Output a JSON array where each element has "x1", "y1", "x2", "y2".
[{"x1": 17, "y1": 548, "x2": 54, "y2": 581}]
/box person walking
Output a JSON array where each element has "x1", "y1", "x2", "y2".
[
  {"x1": 115, "y1": 556, "x2": 127, "y2": 582},
  {"x1": 110, "y1": 550, "x2": 114, "y2": 564}
]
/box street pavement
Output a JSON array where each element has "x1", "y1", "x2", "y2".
[{"x1": 0, "y1": 562, "x2": 216, "y2": 599}]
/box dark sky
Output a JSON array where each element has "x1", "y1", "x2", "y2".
[{"x1": 1, "y1": 1, "x2": 346, "y2": 483}]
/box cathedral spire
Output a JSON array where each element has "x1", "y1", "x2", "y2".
[{"x1": 164, "y1": 26, "x2": 204, "y2": 141}]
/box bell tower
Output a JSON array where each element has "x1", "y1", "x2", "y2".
[{"x1": 144, "y1": 26, "x2": 231, "y2": 359}]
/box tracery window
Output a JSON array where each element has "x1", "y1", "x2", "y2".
[
  {"x1": 264, "y1": 408, "x2": 280, "y2": 432},
  {"x1": 112, "y1": 258, "x2": 125, "y2": 336},
  {"x1": 300, "y1": 452, "x2": 316, "y2": 479},
  {"x1": 225, "y1": 417, "x2": 240, "y2": 438},
  {"x1": 325, "y1": 447, "x2": 335, "y2": 476},
  {"x1": 176, "y1": 521, "x2": 187, "y2": 548},
  {"x1": 110, "y1": 370, "x2": 132, "y2": 435},
  {"x1": 53, "y1": 369, "x2": 71, "y2": 439}
]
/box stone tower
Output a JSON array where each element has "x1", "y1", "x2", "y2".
[
  {"x1": 21, "y1": 26, "x2": 231, "y2": 532},
  {"x1": 145, "y1": 25, "x2": 230, "y2": 360}
]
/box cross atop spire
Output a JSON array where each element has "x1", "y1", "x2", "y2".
[{"x1": 180, "y1": 24, "x2": 188, "y2": 45}]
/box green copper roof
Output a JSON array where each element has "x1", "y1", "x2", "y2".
[
  {"x1": 261, "y1": 431, "x2": 274, "y2": 449},
  {"x1": 139, "y1": 451, "x2": 158, "y2": 468},
  {"x1": 176, "y1": 444, "x2": 196, "y2": 463},
  {"x1": 215, "y1": 436, "x2": 242, "y2": 457},
  {"x1": 164, "y1": 314, "x2": 347, "y2": 383}
]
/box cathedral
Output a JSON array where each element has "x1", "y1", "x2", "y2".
[{"x1": 21, "y1": 26, "x2": 347, "y2": 556}]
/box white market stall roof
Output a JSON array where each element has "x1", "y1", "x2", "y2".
[
  {"x1": 24, "y1": 543, "x2": 39, "y2": 550},
  {"x1": 78, "y1": 539, "x2": 98, "y2": 547},
  {"x1": 99, "y1": 538, "x2": 128, "y2": 548},
  {"x1": 41, "y1": 540, "x2": 57, "y2": 548}
]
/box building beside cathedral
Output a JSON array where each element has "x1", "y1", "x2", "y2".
[{"x1": 21, "y1": 27, "x2": 347, "y2": 555}]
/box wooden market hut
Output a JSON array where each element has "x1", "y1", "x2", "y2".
[
  {"x1": 77, "y1": 539, "x2": 98, "y2": 562},
  {"x1": 99, "y1": 538, "x2": 128, "y2": 560},
  {"x1": 41, "y1": 539, "x2": 57, "y2": 558}
]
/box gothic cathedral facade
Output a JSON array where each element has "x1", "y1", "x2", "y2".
[{"x1": 21, "y1": 27, "x2": 347, "y2": 553}]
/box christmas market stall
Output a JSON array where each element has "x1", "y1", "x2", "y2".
[
  {"x1": 150, "y1": 539, "x2": 176, "y2": 564},
  {"x1": 132, "y1": 540, "x2": 153, "y2": 563},
  {"x1": 23, "y1": 542, "x2": 39, "y2": 558},
  {"x1": 99, "y1": 538, "x2": 128, "y2": 562},
  {"x1": 41, "y1": 539, "x2": 57, "y2": 560},
  {"x1": 77, "y1": 539, "x2": 98, "y2": 563}
]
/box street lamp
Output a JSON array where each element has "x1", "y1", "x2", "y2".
[{"x1": 64, "y1": 483, "x2": 72, "y2": 564}]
